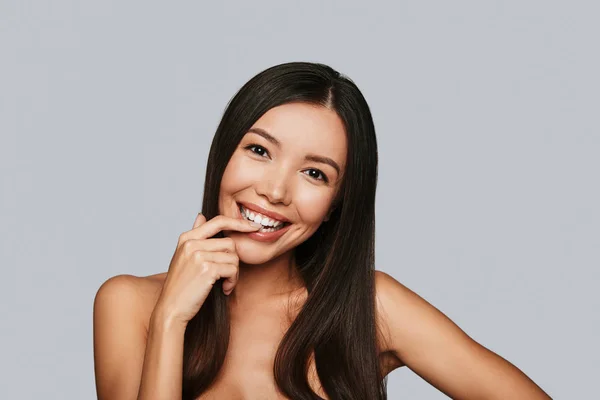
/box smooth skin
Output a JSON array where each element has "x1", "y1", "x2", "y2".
[
  {"x1": 94, "y1": 215, "x2": 262, "y2": 400},
  {"x1": 94, "y1": 232, "x2": 552, "y2": 399},
  {"x1": 374, "y1": 271, "x2": 552, "y2": 399},
  {"x1": 94, "y1": 103, "x2": 551, "y2": 399}
]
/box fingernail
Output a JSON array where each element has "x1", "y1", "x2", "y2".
[{"x1": 249, "y1": 221, "x2": 262, "y2": 228}]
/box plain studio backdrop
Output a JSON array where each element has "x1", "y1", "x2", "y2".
[{"x1": 1, "y1": 1, "x2": 598, "y2": 398}]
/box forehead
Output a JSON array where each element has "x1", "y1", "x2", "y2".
[{"x1": 248, "y1": 102, "x2": 347, "y2": 168}]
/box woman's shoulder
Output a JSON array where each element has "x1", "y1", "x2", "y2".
[
  {"x1": 374, "y1": 270, "x2": 452, "y2": 354},
  {"x1": 374, "y1": 270, "x2": 413, "y2": 372},
  {"x1": 94, "y1": 272, "x2": 167, "y2": 331},
  {"x1": 374, "y1": 269, "x2": 484, "y2": 374},
  {"x1": 374, "y1": 269, "x2": 422, "y2": 319},
  {"x1": 93, "y1": 273, "x2": 168, "y2": 398},
  {"x1": 373, "y1": 271, "x2": 405, "y2": 350},
  {"x1": 374, "y1": 269, "x2": 404, "y2": 322},
  {"x1": 95, "y1": 272, "x2": 166, "y2": 303},
  {"x1": 374, "y1": 269, "x2": 435, "y2": 342}
]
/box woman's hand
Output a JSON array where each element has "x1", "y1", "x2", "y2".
[{"x1": 154, "y1": 213, "x2": 262, "y2": 325}]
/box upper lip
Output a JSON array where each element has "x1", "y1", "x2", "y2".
[{"x1": 237, "y1": 201, "x2": 290, "y2": 223}]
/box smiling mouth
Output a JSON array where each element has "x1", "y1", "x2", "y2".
[{"x1": 238, "y1": 204, "x2": 291, "y2": 233}]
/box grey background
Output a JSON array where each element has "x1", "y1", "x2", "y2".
[{"x1": 1, "y1": 0, "x2": 598, "y2": 398}]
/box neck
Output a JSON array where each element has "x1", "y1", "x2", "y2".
[{"x1": 228, "y1": 251, "x2": 305, "y2": 307}]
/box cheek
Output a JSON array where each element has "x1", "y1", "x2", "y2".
[
  {"x1": 295, "y1": 189, "x2": 334, "y2": 224},
  {"x1": 220, "y1": 154, "x2": 255, "y2": 194}
]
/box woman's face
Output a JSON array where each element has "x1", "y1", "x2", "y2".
[{"x1": 219, "y1": 102, "x2": 347, "y2": 265}]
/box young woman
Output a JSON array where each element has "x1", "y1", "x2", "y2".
[{"x1": 93, "y1": 61, "x2": 551, "y2": 399}]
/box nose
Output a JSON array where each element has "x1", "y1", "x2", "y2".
[{"x1": 255, "y1": 165, "x2": 291, "y2": 205}]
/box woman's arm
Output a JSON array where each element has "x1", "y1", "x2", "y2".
[
  {"x1": 374, "y1": 270, "x2": 552, "y2": 399},
  {"x1": 137, "y1": 304, "x2": 187, "y2": 399},
  {"x1": 93, "y1": 274, "x2": 186, "y2": 400}
]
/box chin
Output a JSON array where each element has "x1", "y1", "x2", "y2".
[
  {"x1": 231, "y1": 237, "x2": 289, "y2": 265},
  {"x1": 238, "y1": 253, "x2": 271, "y2": 265},
  {"x1": 237, "y1": 249, "x2": 279, "y2": 265}
]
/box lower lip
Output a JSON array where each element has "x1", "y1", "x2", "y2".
[{"x1": 236, "y1": 204, "x2": 292, "y2": 242}]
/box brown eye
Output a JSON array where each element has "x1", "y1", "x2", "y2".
[
  {"x1": 304, "y1": 168, "x2": 329, "y2": 183},
  {"x1": 244, "y1": 144, "x2": 269, "y2": 158}
]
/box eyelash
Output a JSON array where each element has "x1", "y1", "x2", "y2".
[{"x1": 243, "y1": 144, "x2": 329, "y2": 183}]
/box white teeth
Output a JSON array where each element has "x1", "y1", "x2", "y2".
[
  {"x1": 263, "y1": 217, "x2": 275, "y2": 226},
  {"x1": 240, "y1": 205, "x2": 285, "y2": 228}
]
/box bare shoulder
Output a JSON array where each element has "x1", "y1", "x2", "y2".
[
  {"x1": 93, "y1": 272, "x2": 168, "y2": 399},
  {"x1": 373, "y1": 269, "x2": 413, "y2": 340},
  {"x1": 94, "y1": 272, "x2": 167, "y2": 330},
  {"x1": 373, "y1": 269, "x2": 461, "y2": 356},
  {"x1": 373, "y1": 270, "x2": 552, "y2": 398},
  {"x1": 374, "y1": 269, "x2": 439, "y2": 331},
  {"x1": 374, "y1": 269, "x2": 416, "y2": 303},
  {"x1": 373, "y1": 269, "x2": 465, "y2": 371},
  {"x1": 373, "y1": 270, "x2": 412, "y2": 370}
]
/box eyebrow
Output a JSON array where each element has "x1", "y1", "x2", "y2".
[{"x1": 247, "y1": 127, "x2": 341, "y2": 175}]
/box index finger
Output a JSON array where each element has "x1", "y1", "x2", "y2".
[
  {"x1": 192, "y1": 213, "x2": 207, "y2": 229},
  {"x1": 189, "y1": 214, "x2": 262, "y2": 240}
]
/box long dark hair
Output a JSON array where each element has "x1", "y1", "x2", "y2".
[{"x1": 183, "y1": 61, "x2": 386, "y2": 399}]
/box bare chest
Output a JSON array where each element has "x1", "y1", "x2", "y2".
[
  {"x1": 196, "y1": 352, "x2": 326, "y2": 400},
  {"x1": 195, "y1": 307, "x2": 328, "y2": 400},
  {"x1": 194, "y1": 321, "x2": 399, "y2": 400}
]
